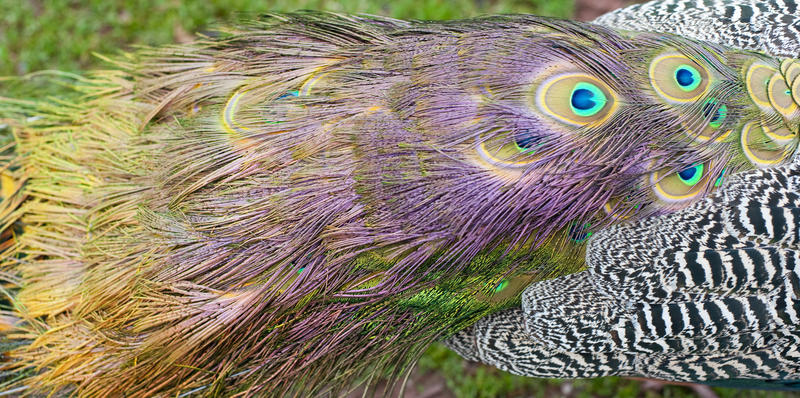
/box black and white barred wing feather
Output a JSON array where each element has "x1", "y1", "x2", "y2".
[
  {"x1": 594, "y1": 0, "x2": 800, "y2": 58},
  {"x1": 446, "y1": 162, "x2": 800, "y2": 387}
]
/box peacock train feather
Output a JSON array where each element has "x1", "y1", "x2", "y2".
[{"x1": 0, "y1": 10, "x2": 798, "y2": 396}]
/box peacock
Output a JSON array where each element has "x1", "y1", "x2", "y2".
[{"x1": 0, "y1": 0, "x2": 798, "y2": 396}]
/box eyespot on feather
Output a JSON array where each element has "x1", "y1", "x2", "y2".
[
  {"x1": 534, "y1": 72, "x2": 617, "y2": 126},
  {"x1": 494, "y1": 279, "x2": 509, "y2": 293},
  {"x1": 767, "y1": 72, "x2": 799, "y2": 117},
  {"x1": 568, "y1": 222, "x2": 592, "y2": 243},
  {"x1": 781, "y1": 59, "x2": 800, "y2": 86},
  {"x1": 222, "y1": 89, "x2": 298, "y2": 151},
  {"x1": 780, "y1": 58, "x2": 796, "y2": 76},
  {"x1": 475, "y1": 128, "x2": 547, "y2": 168},
  {"x1": 741, "y1": 121, "x2": 791, "y2": 168},
  {"x1": 649, "y1": 53, "x2": 711, "y2": 103},
  {"x1": 689, "y1": 98, "x2": 731, "y2": 142},
  {"x1": 791, "y1": 75, "x2": 800, "y2": 108},
  {"x1": 476, "y1": 273, "x2": 537, "y2": 304},
  {"x1": 762, "y1": 121, "x2": 796, "y2": 145},
  {"x1": 651, "y1": 161, "x2": 714, "y2": 203},
  {"x1": 675, "y1": 65, "x2": 702, "y2": 91},
  {"x1": 745, "y1": 62, "x2": 777, "y2": 110},
  {"x1": 677, "y1": 164, "x2": 703, "y2": 186}
]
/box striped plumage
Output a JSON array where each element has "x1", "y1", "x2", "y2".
[
  {"x1": 447, "y1": 0, "x2": 800, "y2": 390},
  {"x1": 1, "y1": 1, "x2": 799, "y2": 396},
  {"x1": 595, "y1": 0, "x2": 800, "y2": 58},
  {"x1": 447, "y1": 163, "x2": 800, "y2": 387}
]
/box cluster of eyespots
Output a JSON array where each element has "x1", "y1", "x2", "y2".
[
  {"x1": 649, "y1": 52, "x2": 735, "y2": 142},
  {"x1": 741, "y1": 61, "x2": 800, "y2": 169},
  {"x1": 651, "y1": 162, "x2": 721, "y2": 203},
  {"x1": 740, "y1": 121, "x2": 792, "y2": 168},
  {"x1": 534, "y1": 73, "x2": 618, "y2": 127},
  {"x1": 746, "y1": 60, "x2": 800, "y2": 118},
  {"x1": 649, "y1": 52, "x2": 711, "y2": 104},
  {"x1": 777, "y1": 59, "x2": 800, "y2": 115},
  {"x1": 741, "y1": 61, "x2": 799, "y2": 166},
  {"x1": 781, "y1": 59, "x2": 800, "y2": 84},
  {"x1": 476, "y1": 130, "x2": 545, "y2": 167}
]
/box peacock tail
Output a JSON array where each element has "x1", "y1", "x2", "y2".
[{"x1": 0, "y1": 12, "x2": 798, "y2": 396}]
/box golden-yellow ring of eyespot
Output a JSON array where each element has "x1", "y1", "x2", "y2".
[
  {"x1": 649, "y1": 53, "x2": 712, "y2": 104},
  {"x1": 740, "y1": 121, "x2": 790, "y2": 168},
  {"x1": 650, "y1": 162, "x2": 713, "y2": 202},
  {"x1": 534, "y1": 72, "x2": 619, "y2": 127},
  {"x1": 745, "y1": 63, "x2": 777, "y2": 110}
]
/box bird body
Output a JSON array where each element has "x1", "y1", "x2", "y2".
[
  {"x1": 0, "y1": 11, "x2": 798, "y2": 396},
  {"x1": 447, "y1": 157, "x2": 800, "y2": 390}
]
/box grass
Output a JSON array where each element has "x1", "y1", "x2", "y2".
[
  {"x1": 1, "y1": 0, "x2": 573, "y2": 76},
  {"x1": 2, "y1": 1, "x2": 800, "y2": 397},
  {"x1": 418, "y1": 343, "x2": 800, "y2": 398}
]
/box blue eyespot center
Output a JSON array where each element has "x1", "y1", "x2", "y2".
[
  {"x1": 277, "y1": 90, "x2": 300, "y2": 100},
  {"x1": 571, "y1": 88, "x2": 595, "y2": 110},
  {"x1": 678, "y1": 167, "x2": 696, "y2": 180},
  {"x1": 569, "y1": 82, "x2": 607, "y2": 117},
  {"x1": 673, "y1": 64, "x2": 702, "y2": 92},
  {"x1": 677, "y1": 164, "x2": 704, "y2": 186},
  {"x1": 514, "y1": 130, "x2": 543, "y2": 152},
  {"x1": 676, "y1": 68, "x2": 694, "y2": 86}
]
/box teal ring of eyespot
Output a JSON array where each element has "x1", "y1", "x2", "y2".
[
  {"x1": 675, "y1": 64, "x2": 702, "y2": 92},
  {"x1": 677, "y1": 164, "x2": 704, "y2": 186},
  {"x1": 570, "y1": 82, "x2": 608, "y2": 117},
  {"x1": 702, "y1": 98, "x2": 728, "y2": 129},
  {"x1": 513, "y1": 141, "x2": 537, "y2": 154},
  {"x1": 569, "y1": 222, "x2": 593, "y2": 243},
  {"x1": 710, "y1": 105, "x2": 728, "y2": 128},
  {"x1": 714, "y1": 168, "x2": 726, "y2": 187},
  {"x1": 494, "y1": 279, "x2": 509, "y2": 293}
]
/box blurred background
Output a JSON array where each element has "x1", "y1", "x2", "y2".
[
  {"x1": 1, "y1": 0, "x2": 630, "y2": 76},
  {"x1": 3, "y1": 1, "x2": 800, "y2": 397}
]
